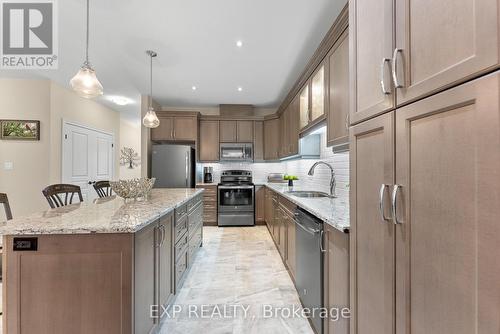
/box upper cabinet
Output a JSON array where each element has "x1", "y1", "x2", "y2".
[
  {"x1": 219, "y1": 120, "x2": 254, "y2": 143},
  {"x1": 311, "y1": 64, "x2": 326, "y2": 122},
  {"x1": 253, "y1": 121, "x2": 264, "y2": 161},
  {"x1": 350, "y1": 0, "x2": 499, "y2": 124},
  {"x1": 264, "y1": 118, "x2": 280, "y2": 160},
  {"x1": 327, "y1": 30, "x2": 349, "y2": 150},
  {"x1": 394, "y1": 0, "x2": 499, "y2": 106},
  {"x1": 299, "y1": 84, "x2": 310, "y2": 129},
  {"x1": 151, "y1": 113, "x2": 197, "y2": 142},
  {"x1": 199, "y1": 120, "x2": 219, "y2": 162},
  {"x1": 349, "y1": 0, "x2": 395, "y2": 124}
]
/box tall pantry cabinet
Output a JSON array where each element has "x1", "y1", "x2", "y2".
[{"x1": 349, "y1": 0, "x2": 500, "y2": 333}]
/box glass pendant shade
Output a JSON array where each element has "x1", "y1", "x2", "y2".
[
  {"x1": 70, "y1": 63, "x2": 103, "y2": 98},
  {"x1": 143, "y1": 107, "x2": 160, "y2": 128}
]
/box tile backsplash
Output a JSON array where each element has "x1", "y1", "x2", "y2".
[{"x1": 197, "y1": 133, "x2": 349, "y2": 199}]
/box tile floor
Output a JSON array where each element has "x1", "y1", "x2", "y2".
[{"x1": 159, "y1": 226, "x2": 314, "y2": 334}]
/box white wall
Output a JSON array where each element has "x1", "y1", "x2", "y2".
[
  {"x1": 0, "y1": 79, "x2": 125, "y2": 218},
  {"x1": 119, "y1": 117, "x2": 142, "y2": 179}
]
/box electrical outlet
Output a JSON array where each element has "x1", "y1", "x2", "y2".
[{"x1": 4, "y1": 162, "x2": 13, "y2": 170}]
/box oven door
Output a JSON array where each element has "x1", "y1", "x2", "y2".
[
  {"x1": 220, "y1": 144, "x2": 253, "y2": 161},
  {"x1": 218, "y1": 185, "x2": 254, "y2": 212}
]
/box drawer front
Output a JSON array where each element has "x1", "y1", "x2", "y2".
[
  {"x1": 175, "y1": 233, "x2": 189, "y2": 262},
  {"x1": 175, "y1": 250, "x2": 188, "y2": 289},
  {"x1": 188, "y1": 226, "x2": 203, "y2": 265},
  {"x1": 174, "y1": 215, "x2": 188, "y2": 243},
  {"x1": 188, "y1": 195, "x2": 203, "y2": 212},
  {"x1": 279, "y1": 196, "x2": 297, "y2": 216},
  {"x1": 175, "y1": 204, "x2": 187, "y2": 221},
  {"x1": 188, "y1": 204, "x2": 203, "y2": 237},
  {"x1": 203, "y1": 209, "x2": 217, "y2": 223}
]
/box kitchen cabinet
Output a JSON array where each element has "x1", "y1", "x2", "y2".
[
  {"x1": 349, "y1": 0, "x2": 395, "y2": 124},
  {"x1": 299, "y1": 83, "x2": 310, "y2": 129},
  {"x1": 264, "y1": 118, "x2": 280, "y2": 160},
  {"x1": 350, "y1": 72, "x2": 500, "y2": 334},
  {"x1": 311, "y1": 63, "x2": 326, "y2": 122},
  {"x1": 219, "y1": 120, "x2": 237, "y2": 142},
  {"x1": 394, "y1": 0, "x2": 499, "y2": 106},
  {"x1": 253, "y1": 121, "x2": 264, "y2": 161},
  {"x1": 196, "y1": 184, "x2": 217, "y2": 225},
  {"x1": 327, "y1": 30, "x2": 349, "y2": 150},
  {"x1": 199, "y1": 120, "x2": 219, "y2": 161},
  {"x1": 289, "y1": 96, "x2": 300, "y2": 155},
  {"x1": 151, "y1": 114, "x2": 197, "y2": 142},
  {"x1": 323, "y1": 224, "x2": 350, "y2": 334},
  {"x1": 255, "y1": 185, "x2": 265, "y2": 223},
  {"x1": 158, "y1": 214, "x2": 174, "y2": 310},
  {"x1": 280, "y1": 196, "x2": 297, "y2": 279},
  {"x1": 237, "y1": 120, "x2": 254, "y2": 142}
]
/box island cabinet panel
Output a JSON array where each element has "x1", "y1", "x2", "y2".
[
  {"x1": 3, "y1": 233, "x2": 133, "y2": 334},
  {"x1": 199, "y1": 120, "x2": 220, "y2": 162},
  {"x1": 158, "y1": 213, "x2": 174, "y2": 310},
  {"x1": 323, "y1": 224, "x2": 350, "y2": 334}
]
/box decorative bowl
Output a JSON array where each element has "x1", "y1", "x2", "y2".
[{"x1": 110, "y1": 178, "x2": 156, "y2": 200}]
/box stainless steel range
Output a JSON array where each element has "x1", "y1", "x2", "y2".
[{"x1": 217, "y1": 170, "x2": 255, "y2": 226}]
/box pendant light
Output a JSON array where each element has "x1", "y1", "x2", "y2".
[
  {"x1": 142, "y1": 50, "x2": 160, "y2": 128},
  {"x1": 70, "y1": 0, "x2": 103, "y2": 98}
]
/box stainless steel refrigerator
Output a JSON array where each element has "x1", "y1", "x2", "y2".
[{"x1": 151, "y1": 144, "x2": 195, "y2": 188}]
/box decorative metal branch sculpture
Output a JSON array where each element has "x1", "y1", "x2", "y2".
[{"x1": 120, "y1": 147, "x2": 141, "y2": 169}]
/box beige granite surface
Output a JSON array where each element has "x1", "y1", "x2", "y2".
[
  {"x1": 0, "y1": 188, "x2": 203, "y2": 235},
  {"x1": 159, "y1": 226, "x2": 314, "y2": 334},
  {"x1": 264, "y1": 183, "x2": 350, "y2": 233}
]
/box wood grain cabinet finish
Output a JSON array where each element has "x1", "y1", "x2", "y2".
[
  {"x1": 311, "y1": 63, "x2": 327, "y2": 122},
  {"x1": 350, "y1": 111, "x2": 395, "y2": 334},
  {"x1": 264, "y1": 118, "x2": 281, "y2": 160},
  {"x1": 327, "y1": 29, "x2": 350, "y2": 150},
  {"x1": 158, "y1": 214, "x2": 174, "y2": 310},
  {"x1": 255, "y1": 186, "x2": 265, "y2": 223},
  {"x1": 323, "y1": 224, "x2": 350, "y2": 334},
  {"x1": 151, "y1": 116, "x2": 174, "y2": 141},
  {"x1": 299, "y1": 83, "x2": 311, "y2": 129},
  {"x1": 289, "y1": 96, "x2": 300, "y2": 155},
  {"x1": 199, "y1": 120, "x2": 219, "y2": 161},
  {"x1": 173, "y1": 117, "x2": 197, "y2": 141},
  {"x1": 236, "y1": 120, "x2": 254, "y2": 142},
  {"x1": 349, "y1": 0, "x2": 395, "y2": 124},
  {"x1": 394, "y1": 0, "x2": 500, "y2": 106},
  {"x1": 196, "y1": 184, "x2": 217, "y2": 225},
  {"x1": 219, "y1": 120, "x2": 237, "y2": 142},
  {"x1": 253, "y1": 121, "x2": 264, "y2": 161},
  {"x1": 394, "y1": 71, "x2": 500, "y2": 334}
]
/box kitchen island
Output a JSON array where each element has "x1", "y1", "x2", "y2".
[{"x1": 0, "y1": 188, "x2": 204, "y2": 334}]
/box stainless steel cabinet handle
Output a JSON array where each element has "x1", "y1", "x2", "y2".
[
  {"x1": 380, "y1": 58, "x2": 391, "y2": 94},
  {"x1": 159, "y1": 225, "x2": 166, "y2": 247},
  {"x1": 392, "y1": 49, "x2": 404, "y2": 89},
  {"x1": 391, "y1": 185, "x2": 403, "y2": 224},
  {"x1": 345, "y1": 113, "x2": 349, "y2": 130},
  {"x1": 379, "y1": 184, "x2": 390, "y2": 222},
  {"x1": 319, "y1": 230, "x2": 326, "y2": 253}
]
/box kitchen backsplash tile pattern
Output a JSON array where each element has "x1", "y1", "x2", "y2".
[{"x1": 197, "y1": 133, "x2": 350, "y2": 199}]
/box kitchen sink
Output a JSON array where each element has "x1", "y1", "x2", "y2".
[{"x1": 285, "y1": 191, "x2": 334, "y2": 198}]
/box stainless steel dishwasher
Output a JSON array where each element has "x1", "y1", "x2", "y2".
[{"x1": 295, "y1": 207, "x2": 324, "y2": 334}]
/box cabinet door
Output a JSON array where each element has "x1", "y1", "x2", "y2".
[
  {"x1": 151, "y1": 117, "x2": 173, "y2": 141},
  {"x1": 299, "y1": 83, "x2": 310, "y2": 129},
  {"x1": 173, "y1": 117, "x2": 197, "y2": 141},
  {"x1": 134, "y1": 222, "x2": 158, "y2": 334},
  {"x1": 158, "y1": 214, "x2": 174, "y2": 309},
  {"x1": 350, "y1": 111, "x2": 395, "y2": 334},
  {"x1": 349, "y1": 0, "x2": 394, "y2": 124},
  {"x1": 219, "y1": 120, "x2": 237, "y2": 142},
  {"x1": 289, "y1": 95, "x2": 300, "y2": 155},
  {"x1": 311, "y1": 64, "x2": 326, "y2": 122},
  {"x1": 279, "y1": 111, "x2": 288, "y2": 157},
  {"x1": 327, "y1": 30, "x2": 350, "y2": 150},
  {"x1": 323, "y1": 224, "x2": 350, "y2": 334},
  {"x1": 199, "y1": 120, "x2": 219, "y2": 161},
  {"x1": 285, "y1": 214, "x2": 296, "y2": 280},
  {"x1": 253, "y1": 121, "x2": 264, "y2": 161},
  {"x1": 394, "y1": 0, "x2": 499, "y2": 106},
  {"x1": 236, "y1": 121, "x2": 254, "y2": 142},
  {"x1": 394, "y1": 72, "x2": 500, "y2": 334},
  {"x1": 255, "y1": 186, "x2": 265, "y2": 222},
  {"x1": 264, "y1": 118, "x2": 280, "y2": 160}
]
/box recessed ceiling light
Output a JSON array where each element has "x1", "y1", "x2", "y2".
[
  {"x1": 237, "y1": 87, "x2": 243, "y2": 92},
  {"x1": 107, "y1": 96, "x2": 133, "y2": 106},
  {"x1": 192, "y1": 86, "x2": 197, "y2": 91},
  {"x1": 236, "y1": 40, "x2": 243, "y2": 48}
]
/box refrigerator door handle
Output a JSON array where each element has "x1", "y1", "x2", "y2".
[{"x1": 185, "y1": 152, "x2": 189, "y2": 187}]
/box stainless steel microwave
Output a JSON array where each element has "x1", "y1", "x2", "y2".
[{"x1": 219, "y1": 143, "x2": 253, "y2": 161}]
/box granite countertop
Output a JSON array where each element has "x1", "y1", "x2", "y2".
[
  {"x1": 263, "y1": 183, "x2": 350, "y2": 233},
  {"x1": 0, "y1": 188, "x2": 203, "y2": 236}
]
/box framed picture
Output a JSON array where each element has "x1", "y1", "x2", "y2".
[{"x1": 0, "y1": 120, "x2": 40, "y2": 140}]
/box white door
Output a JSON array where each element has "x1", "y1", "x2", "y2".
[{"x1": 62, "y1": 122, "x2": 114, "y2": 203}]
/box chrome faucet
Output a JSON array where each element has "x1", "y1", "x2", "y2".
[{"x1": 308, "y1": 161, "x2": 336, "y2": 198}]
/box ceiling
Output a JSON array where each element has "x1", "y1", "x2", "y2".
[{"x1": 0, "y1": 0, "x2": 346, "y2": 118}]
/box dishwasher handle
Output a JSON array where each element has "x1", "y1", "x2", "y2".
[{"x1": 294, "y1": 219, "x2": 320, "y2": 235}]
